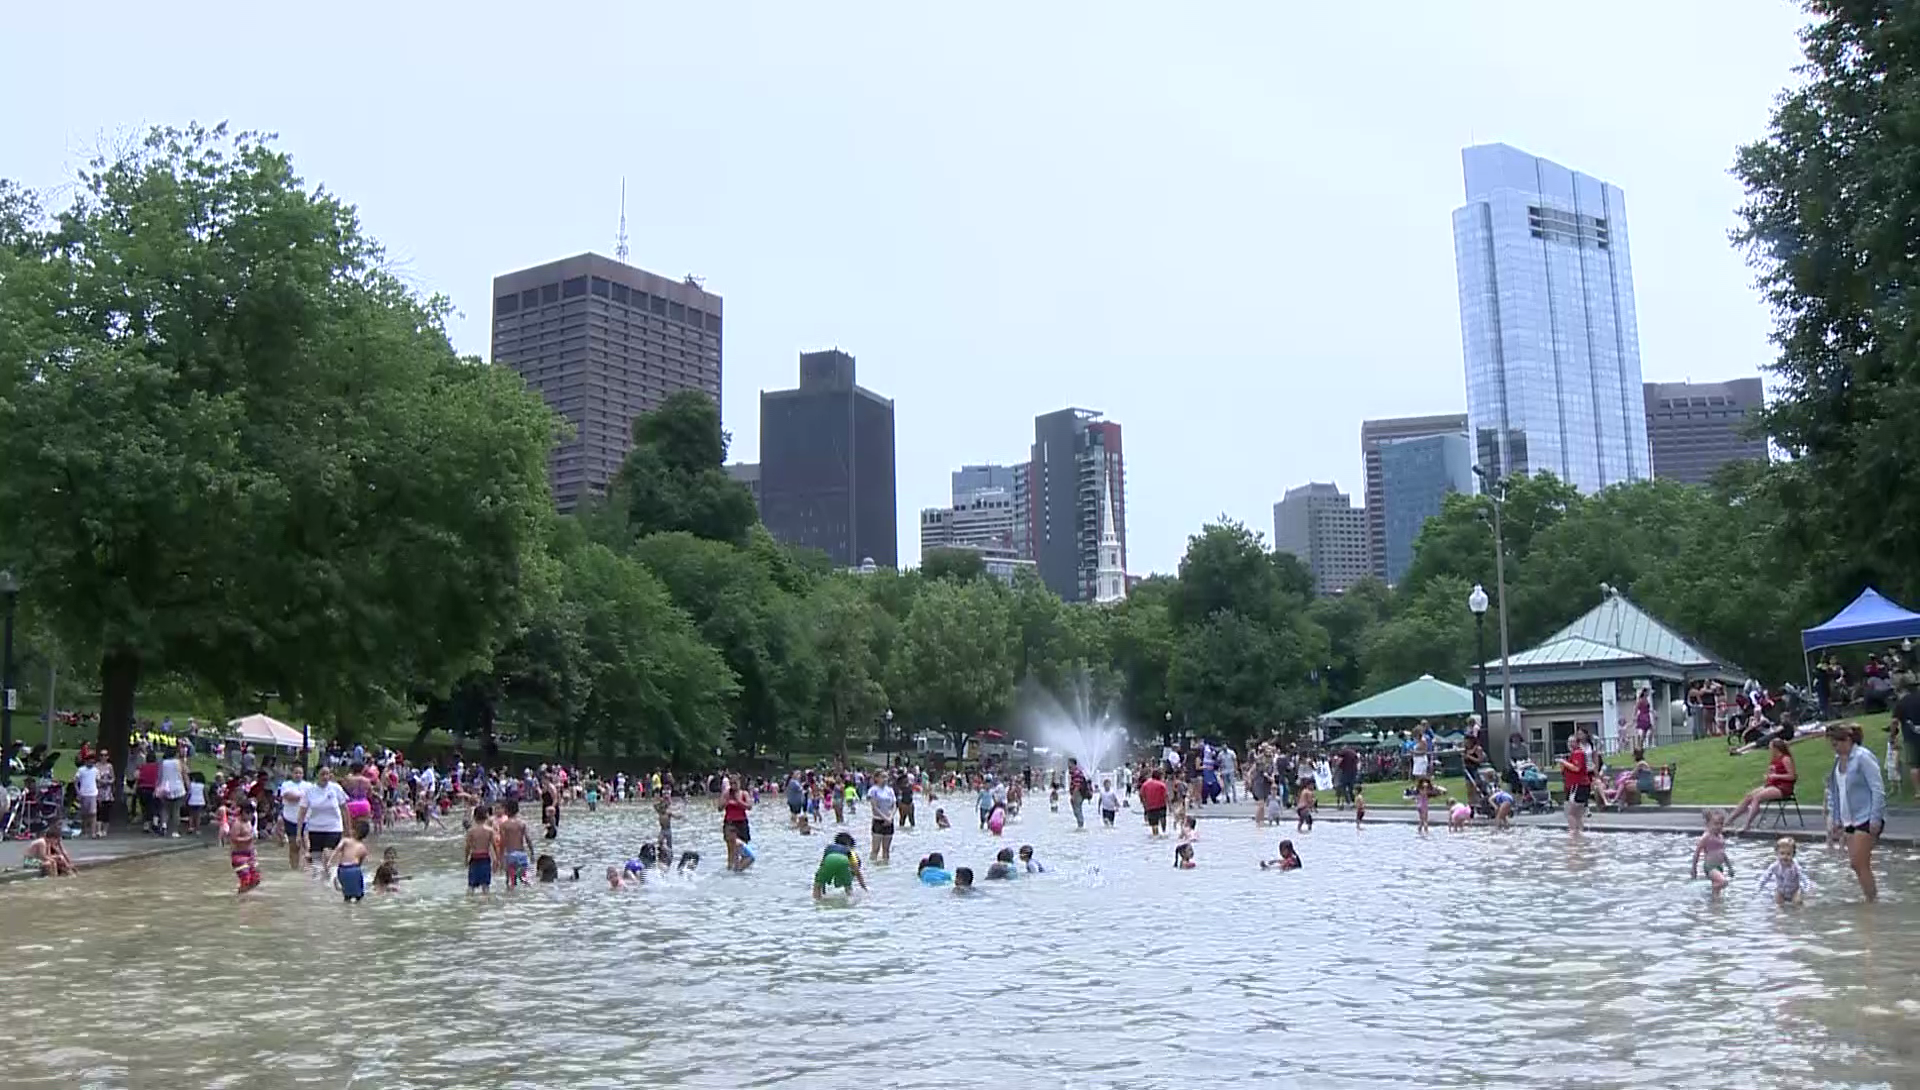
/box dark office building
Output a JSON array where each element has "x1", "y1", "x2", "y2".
[
  {"x1": 759, "y1": 350, "x2": 897, "y2": 569},
  {"x1": 1360, "y1": 413, "x2": 1467, "y2": 583},
  {"x1": 491, "y1": 253, "x2": 722, "y2": 512},
  {"x1": 1644, "y1": 378, "x2": 1768, "y2": 485},
  {"x1": 1029, "y1": 408, "x2": 1126, "y2": 602}
]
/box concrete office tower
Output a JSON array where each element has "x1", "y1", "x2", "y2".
[
  {"x1": 1361, "y1": 413, "x2": 1468, "y2": 581},
  {"x1": 1453, "y1": 144, "x2": 1650, "y2": 493},
  {"x1": 920, "y1": 488, "x2": 1021, "y2": 555},
  {"x1": 952, "y1": 464, "x2": 1020, "y2": 504},
  {"x1": 1029, "y1": 408, "x2": 1125, "y2": 602},
  {"x1": 492, "y1": 253, "x2": 722, "y2": 512},
  {"x1": 1272, "y1": 482, "x2": 1369, "y2": 597},
  {"x1": 759, "y1": 349, "x2": 897, "y2": 569},
  {"x1": 1643, "y1": 379, "x2": 1769, "y2": 484},
  {"x1": 1377, "y1": 432, "x2": 1473, "y2": 586},
  {"x1": 724, "y1": 462, "x2": 761, "y2": 513}
]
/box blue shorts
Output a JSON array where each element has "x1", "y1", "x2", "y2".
[
  {"x1": 468, "y1": 855, "x2": 493, "y2": 888},
  {"x1": 338, "y1": 862, "x2": 366, "y2": 901},
  {"x1": 505, "y1": 849, "x2": 530, "y2": 879}
]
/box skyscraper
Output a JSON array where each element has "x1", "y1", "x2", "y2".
[
  {"x1": 1453, "y1": 144, "x2": 1650, "y2": 493},
  {"x1": 1272, "y1": 482, "x2": 1369, "y2": 597},
  {"x1": 1377, "y1": 432, "x2": 1473, "y2": 586},
  {"x1": 951, "y1": 464, "x2": 1020, "y2": 504},
  {"x1": 1361, "y1": 413, "x2": 1468, "y2": 581},
  {"x1": 491, "y1": 253, "x2": 722, "y2": 512},
  {"x1": 1029, "y1": 408, "x2": 1125, "y2": 602},
  {"x1": 759, "y1": 349, "x2": 897, "y2": 569},
  {"x1": 1644, "y1": 378, "x2": 1769, "y2": 485}
]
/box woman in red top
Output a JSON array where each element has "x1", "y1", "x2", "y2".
[
  {"x1": 720, "y1": 783, "x2": 751, "y2": 871},
  {"x1": 1555, "y1": 732, "x2": 1593, "y2": 837},
  {"x1": 1726, "y1": 738, "x2": 1796, "y2": 833}
]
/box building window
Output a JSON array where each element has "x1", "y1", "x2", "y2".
[
  {"x1": 668, "y1": 301, "x2": 686, "y2": 322},
  {"x1": 590, "y1": 277, "x2": 611, "y2": 298},
  {"x1": 650, "y1": 295, "x2": 667, "y2": 316},
  {"x1": 541, "y1": 283, "x2": 560, "y2": 305},
  {"x1": 706, "y1": 312, "x2": 722, "y2": 333},
  {"x1": 612, "y1": 282, "x2": 630, "y2": 304},
  {"x1": 496, "y1": 293, "x2": 519, "y2": 314},
  {"x1": 562, "y1": 276, "x2": 587, "y2": 298}
]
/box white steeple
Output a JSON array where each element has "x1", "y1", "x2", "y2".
[{"x1": 1095, "y1": 493, "x2": 1127, "y2": 604}]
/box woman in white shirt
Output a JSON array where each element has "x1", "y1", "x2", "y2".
[
  {"x1": 156, "y1": 743, "x2": 190, "y2": 838},
  {"x1": 74, "y1": 759, "x2": 100, "y2": 839},
  {"x1": 297, "y1": 766, "x2": 351, "y2": 870},
  {"x1": 277, "y1": 766, "x2": 309, "y2": 871}
]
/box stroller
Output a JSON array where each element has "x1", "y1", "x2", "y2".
[
  {"x1": 1505, "y1": 759, "x2": 1557, "y2": 813},
  {"x1": 1, "y1": 778, "x2": 66, "y2": 840}
]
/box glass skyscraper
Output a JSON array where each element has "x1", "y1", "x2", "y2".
[{"x1": 1452, "y1": 143, "x2": 1650, "y2": 492}]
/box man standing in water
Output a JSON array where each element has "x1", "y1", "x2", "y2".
[
  {"x1": 866, "y1": 774, "x2": 898, "y2": 863},
  {"x1": 1138, "y1": 768, "x2": 1169, "y2": 836},
  {"x1": 786, "y1": 771, "x2": 806, "y2": 828},
  {"x1": 465, "y1": 804, "x2": 497, "y2": 894},
  {"x1": 497, "y1": 799, "x2": 534, "y2": 887}
]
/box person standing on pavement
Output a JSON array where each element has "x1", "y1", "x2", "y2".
[{"x1": 155, "y1": 742, "x2": 190, "y2": 838}]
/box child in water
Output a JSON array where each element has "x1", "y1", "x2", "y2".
[
  {"x1": 797, "y1": 814, "x2": 813, "y2": 836},
  {"x1": 1691, "y1": 808, "x2": 1733, "y2": 894},
  {"x1": 1260, "y1": 839, "x2": 1301, "y2": 870},
  {"x1": 1049, "y1": 785, "x2": 1060, "y2": 812},
  {"x1": 229, "y1": 800, "x2": 261, "y2": 893},
  {"x1": 1178, "y1": 816, "x2": 1199, "y2": 844},
  {"x1": 1415, "y1": 780, "x2": 1433, "y2": 834},
  {"x1": 334, "y1": 827, "x2": 370, "y2": 902},
  {"x1": 952, "y1": 866, "x2": 978, "y2": 894},
  {"x1": 917, "y1": 852, "x2": 953, "y2": 885},
  {"x1": 1448, "y1": 799, "x2": 1473, "y2": 832},
  {"x1": 374, "y1": 847, "x2": 405, "y2": 892},
  {"x1": 1099, "y1": 781, "x2": 1119, "y2": 827},
  {"x1": 812, "y1": 832, "x2": 868, "y2": 900},
  {"x1": 1296, "y1": 782, "x2": 1316, "y2": 832},
  {"x1": 935, "y1": 808, "x2": 951, "y2": 830},
  {"x1": 606, "y1": 865, "x2": 629, "y2": 890},
  {"x1": 1757, "y1": 838, "x2": 1812, "y2": 905},
  {"x1": 1354, "y1": 787, "x2": 1367, "y2": 826},
  {"x1": 1173, "y1": 842, "x2": 1196, "y2": 869},
  {"x1": 1018, "y1": 845, "x2": 1046, "y2": 874}
]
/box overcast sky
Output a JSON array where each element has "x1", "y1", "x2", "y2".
[{"x1": 4, "y1": 1, "x2": 1810, "y2": 573}]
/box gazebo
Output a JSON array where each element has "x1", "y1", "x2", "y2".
[{"x1": 1323, "y1": 674, "x2": 1513, "y2": 721}]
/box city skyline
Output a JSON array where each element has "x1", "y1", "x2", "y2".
[{"x1": 3, "y1": 1, "x2": 1807, "y2": 573}]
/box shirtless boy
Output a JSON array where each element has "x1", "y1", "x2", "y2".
[
  {"x1": 497, "y1": 800, "x2": 534, "y2": 887},
  {"x1": 335, "y1": 826, "x2": 371, "y2": 902},
  {"x1": 464, "y1": 805, "x2": 498, "y2": 894},
  {"x1": 25, "y1": 825, "x2": 77, "y2": 878}
]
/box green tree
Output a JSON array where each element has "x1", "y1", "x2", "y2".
[
  {"x1": 0, "y1": 125, "x2": 556, "y2": 792},
  {"x1": 1308, "y1": 577, "x2": 1394, "y2": 709},
  {"x1": 599, "y1": 390, "x2": 758, "y2": 545},
  {"x1": 1361, "y1": 575, "x2": 1479, "y2": 694},
  {"x1": 1735, "y1": 2, "x2": 1920, "y2": 606},
  {"x1": 889, "y1": 578, "x2": 1018, "y2": 757},
  {"x1": 920, "y1": 547, "x2": 988, "y2": 584}
]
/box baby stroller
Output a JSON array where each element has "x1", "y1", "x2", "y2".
[
  {"x1": 1, "y1": 778, "x2": 66, "y2": 840},
  {"x1": 1505, "y1": 759, "x2": 1556, "y2": 813}
]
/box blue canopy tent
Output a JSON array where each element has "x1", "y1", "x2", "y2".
[
  {"x1": 1801, "y1": 588, "x2": 1920, "y2": 652},
  {"x1": 1800, "y1": 588, "x2": 1920, "y2": 696}
]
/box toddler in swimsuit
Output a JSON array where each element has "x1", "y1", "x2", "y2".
[
  {"x1": 1691, "y1": 809, "x2": 1733, "y2": 894},
  {"x1": 1757, "y1": 837, "x2": 1813, "y2": 905}
]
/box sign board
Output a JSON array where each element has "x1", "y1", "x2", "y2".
[{"x1": 2, "y1": 688, "x2": 15, "y2": 711}]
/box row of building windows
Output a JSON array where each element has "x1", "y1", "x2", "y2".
[{"x1": 496, "y1": 278, "x2": 722, "y2": 333}]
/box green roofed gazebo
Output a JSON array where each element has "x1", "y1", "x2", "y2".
[{"x1": 1323, "y1": 674, "x2": 1514, "y2": 721}]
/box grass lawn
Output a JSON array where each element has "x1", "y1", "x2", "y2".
[{"x1": 1623, "y1": 712, "x2": 1907, "y2": 807}]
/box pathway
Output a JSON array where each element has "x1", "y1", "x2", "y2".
[{"x1": 0, "y1": 828, "x2": 212, "y2": 883}]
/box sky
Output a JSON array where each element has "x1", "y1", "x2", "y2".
[{"x1": 2, "y1": 1, "x2": 1812, "y2": 574}]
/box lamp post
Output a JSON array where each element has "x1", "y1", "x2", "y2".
[
  {"x1": 1468, "y1": 583, "x2": 1490, "y2": 731},
  {"x1": 1470, "y1": 467, "x2": 1517, "y2": 771},
  {"x1": 0, "y1": 569, "x2": 17, "y2": 788},
  {"x1": 882, "y1": 708, "x2": 894, "y2": 766}
]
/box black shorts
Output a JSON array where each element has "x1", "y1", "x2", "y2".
[
  {"x1": 306, "y1": 830, "x2": 343, "y2": 853},
  {"x1": 1843, "y1": 820, "x2": 1884, "y2": 838},
  {"x1": 788, "y1": 801, "x2": 804, "y2": 815},
  {"x1": 725, "y1": 819, "x2": 751, "y2": 844},
  {"x1": 283, "y1": 819, "x2": 300, "y2": 839},
  {"x1": 1145, "y1": 806, "x2": 1167, "y2": 827},
  {"x1": 1571, "y1": 783, "x2": 1592, "y2": 806},
  {"x1": 871, "y1": 818, "x2": 895, "y2": 837}
]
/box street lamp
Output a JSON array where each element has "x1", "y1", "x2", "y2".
[
  {"x1": 1470, "y1": 467, "x2": 1517, "y2": 771},
  {"x1": 0, "y1": 569, "x2": 17, "y2": 788},
  {"x1": 882, "y1": 708, "x2": 894, "y2": 765},
  {"x1": 1468, "y1": 584, "x2": 1490, "y2": 732}
]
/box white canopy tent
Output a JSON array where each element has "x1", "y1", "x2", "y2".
[{"x1": 227, "y1": 713, "x2": 307, "y2": 750}]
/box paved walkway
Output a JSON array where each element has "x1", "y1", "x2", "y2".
[
  {"x1": 0, "y1": 829, "x2": 212, "y2": 883},
  {"x1": 1187, "y1": 798, "x2": 1920, "y2": 845}
]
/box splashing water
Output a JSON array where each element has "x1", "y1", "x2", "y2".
[{"x1": 1024, "y1": 670, "x2": 1129, "y2": 781}]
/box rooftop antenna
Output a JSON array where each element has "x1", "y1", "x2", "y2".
[{"x1": 614, "y1": 178, "x2": 630, "y2": 263}]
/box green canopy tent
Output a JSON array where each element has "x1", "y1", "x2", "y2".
[{"x1": 1322, "y1": 674, "x2": 1515, "y2": 722}]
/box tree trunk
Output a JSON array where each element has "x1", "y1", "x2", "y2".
[
  {"x1": 96, "y1": 646, "x2": 141, "y2": 824},
  {"x1": 832, "y1": 696, "x2": 846, "y2": 763}
]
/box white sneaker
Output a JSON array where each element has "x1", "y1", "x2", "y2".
[{"x1": 170, "y1": 832, "x2": 181, "y2": 838}]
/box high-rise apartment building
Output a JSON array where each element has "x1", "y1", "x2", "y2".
[
  {"x1": 1272, "y1": 482, "x2": 1369, "y2": 597},
  {"x1": 1453, "y1": 144, "x2": 1650, "y2": 494},
  {"x1": 1029, "y1": 408, "x2": 1125, "y2": 602},
  {"x1": 491, "y1": 253, "x2": 722, "y2": 512},
  {"x1": 759, "y1": 349, "x2": 897, "y2": 569},
  {"x1": 1361, "y1": 413, "x2": 1468, "y2": 581},
  {"x1": 1378, "y1": 432, "x2": 1473, "y2": 586},
  {"x1": 1644, "y1": 379, "x2": 1768, "y2": 485}
]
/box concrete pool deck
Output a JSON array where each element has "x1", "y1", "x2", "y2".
[
  {"x1": 0, "y1": 829, "x2": 213, "y2": 883},
  {"x1": 1188, "y1": 798, "x2": 1920, "y2": 845}
]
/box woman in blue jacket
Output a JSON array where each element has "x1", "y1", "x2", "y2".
[{"x1": 1824, "y1": 724, "x2": 1887, "y2": 902}]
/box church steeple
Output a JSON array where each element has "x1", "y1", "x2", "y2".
[{"x1": 1095, "y1": 493, "x2": 1126, "y2": 604}]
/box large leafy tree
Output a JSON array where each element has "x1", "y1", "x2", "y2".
[
  {"x1": 888, "y1": 578, "x2": 1018, "y2": 758},
  {"x1": 599, "y1": 389, "x2": 758, "y2": 546},
  {"x1": 0, "y1": 125, "x2": 555, "y2": 789},
  {"x1": 1733, "y1": 1, "x2": 1920, "y2": 606}
]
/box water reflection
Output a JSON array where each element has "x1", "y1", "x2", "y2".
[{"x1": 1, "y1": 804, "x2": 1915, "y2": 1089}]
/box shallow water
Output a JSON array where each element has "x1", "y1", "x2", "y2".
[{"x1": 3, "y1": 799, "x2": 1918, "y2": 1089}]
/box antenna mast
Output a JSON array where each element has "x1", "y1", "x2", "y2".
[{"x1": 615, "y1": 178, "x2": 630, "y2": 263}]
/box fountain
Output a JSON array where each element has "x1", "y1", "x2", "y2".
[{"x1": 1023, "y1": 668, "x2": 1129, "y2": 780}]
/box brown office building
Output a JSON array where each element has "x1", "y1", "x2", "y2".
[
  {"x1": 491, "y1": 253, "x2": 723, "y2": 511},
  {"x1": 1643, "y1": 378, "x2": 1768, "y2": 485}
]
